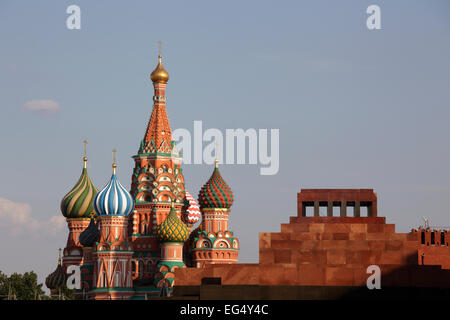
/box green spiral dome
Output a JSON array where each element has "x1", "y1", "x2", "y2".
[{"x1": 61, "y1": 160, "x2": 98, "y2": 218}]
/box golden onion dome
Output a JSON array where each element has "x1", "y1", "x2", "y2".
[
  {"x1": 150, "y1": 54, "x2": 169, "y2": 83},
  {"x1": 156, "y1": 205, "x2": 190, "y2": 243}
]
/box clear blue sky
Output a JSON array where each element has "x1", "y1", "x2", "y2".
[{"x1": 0, "y1": 0, "x2": 449, "y2": 291}]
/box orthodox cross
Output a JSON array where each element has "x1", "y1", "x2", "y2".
[
  {"x1": 83, "y1": 140, "x2": 87, "y2": 157},
  {"x1": 112, "y1": 148, "x2": 117, "y2": 173}
]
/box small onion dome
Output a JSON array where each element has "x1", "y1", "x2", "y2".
[
  {"x1": 156, "y1": 205, "x2": 190, "y2": 243},
  {"x1": 198, "y1": 160, "x2": 233, "y2": 209},
  {"x1": 79, "y1": 217, "x2": 100, "y2": 247},
  {"x1": 150, "y1": 54, "x2": 169, "y2": 83},
  {"x1": 94, "y1": 160, "x2": 135, "y2": 216},
  {"x1": 183, "y1": 191, "x2": 201, "y2": 224},
  {"x1": 45, "y1": 252, "x2": 66, "y2": 290},
  {"x1": 60, "y1": 157, "x2": 98, "y2": 218}
]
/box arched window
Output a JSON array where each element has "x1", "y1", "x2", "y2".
[{"x1": 132, "y1": 261, "x2": 136, "y2": 277}]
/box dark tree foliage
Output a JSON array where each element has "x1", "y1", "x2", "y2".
[
  {"x1": 0, "y1": 270, "x2": 75, "y2": 300},
  {"x1": 0, "y1": 270, "x2": 45, "y2": 300}
]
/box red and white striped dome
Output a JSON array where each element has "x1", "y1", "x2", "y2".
[{"x1": 183, "y1": 191, "x2": 201, "y2": 224}]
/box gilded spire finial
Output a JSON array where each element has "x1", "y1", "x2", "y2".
[
  {"x1": 58, "y1": 248, "x2": 61, "y2": 265},
  {"x1": 112, "y1": 148, "x2": 117, "y2": 174},
  {"x1": 83, "y1": 140, "x2": 88, "y2": 168},
  {"x1": 150, "y1": 41, "x2": 169, "y2": 83}
]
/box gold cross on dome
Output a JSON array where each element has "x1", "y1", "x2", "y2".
[
  {"x1": 158, "y1": 40, "x2": 162, "y2": 57},
  {"x1": 112, "y1": 149, "x2": 117, "y2": 173},
  {"x1": 83, "y1": 140, "x2": 87, "y2": 157}
]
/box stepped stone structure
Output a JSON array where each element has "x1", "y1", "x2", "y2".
[{"x1": 174, "y1": 189, "x2": 450, "y2": 299}]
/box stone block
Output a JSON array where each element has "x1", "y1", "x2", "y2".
[
  {"x1": 327, "y1": 250, "x2": 347, "y2": 265},
  {"x1": 406, "y1": 232, "x2": 419, "y2": 241},
  {"x1": 366, "y1": 233, "x2": 387, "y2": 240},
  {"x1": 367, "y1": 250, "x2": 383, "y2": 264},
  {"x1": 346, "y1": 251, "x2": 370, "y2": 264},
  {"x1": 259, "y1": 265, "x2": 296, "y2": 285},
  {"x1": 333, "y1": 233, "x2": 350, "y2": 240},
  {"x1": 220, "y1": 265, "x2": 260, "y2": 285},
  {"x1": 346, "y1": 240, "x2": 370, "y2": 251},
  {"x1": 259, "y1": 249, "x2": 274, "y2": 264},
  {"x1": 380, "y1": 251, "x2": 403, "y2": 264},
  {"x1": 291, "y1": 233, "x2": 316, "y2": 240},
  {"x1": 309, "y1": 223, "x2": 325, "y2": 233},
  {"x1": 403, "y1": 240, "x2": 419, "y2": 250},
  {"x1": 318, "y1": 232, "x2": 334, "y2": 240},
  {"x1": 259, "y1": 265, "x2": 281, "y2": 285},
  {"x1": 367, "y1": 224, "x2": 385, "y2": 233},
  {"x1": 259, "y1": 233, "x2": 271, "y2": 249},
  {"x1": 270, "y1": 232, "x2": 291, "y2": 240},
  {"x1": 290, "y1": 240, "x2": 303, "y2": 250},
  {"x1": 322, "y1": 240, "x2": 348, "y2": 250},
  {"x1": 175, "y1": 268, "x2": 212, "y2": 286},
  {"x1": 271, "y1": 240, "x2": 291, "y2": 249},
  {"x1": 280, "y1": 224, "x2": 292, "y2": 233},
  {"x1": 389, "y1": 233, "x2": 408, "y2": 241},
  {"x1": 296, "y1": 251, "x2": 313, "y2": 264},
  {"x1": 385, "y1": 240, "x2": 404, "y2": 251},
  {"x1": 324, "y1": 224, "x2": 351, "y2": 233},
  {"x1": 325, "y1": 267, "x2": 354, "y2": 286},
  {"x1": 350, "y1": 224, "x2": 367, "y2": 233},
  {"x1": 368, "y1": 240, "x2": 385, "y2": 250},
  {"x1": 384, "y1": 224, "x2": 395, "y2": 234},
  {"x1": 290, "y1": 223, "x2": 310, "y2": 233},
  {"x1": 348, "y1": 233, "x2": 366, "y2": 240},
  {"x1": 274, "y1": 249, "x2": 292, "y2": 264},
  {"x1": 298, "y1": 264, "x2": 326, "y2": 286},
  {"x1": 300, "y1": 240, "x2": 322, "y2": 251}
]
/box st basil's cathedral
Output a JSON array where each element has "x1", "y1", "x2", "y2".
[{"x1": 45, "y1": 54, "x2": 240, "y2": 299}]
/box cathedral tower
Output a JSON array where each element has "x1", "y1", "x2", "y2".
[
  {"x1": 128, "y1": 53, "x2": 187, "y2": 282},
  {"x1": 60, "y1": 141, "x2": 98, "y2": 271},
  {"x1": 154, "y1": 202, "x2": 190, "y2": 287},
  {"x1": 91, "y1": 152, "x2": 135, "y2": 300},
  {"x1": 191, "y1": 160, "x2": 239, "y2": 266}
]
